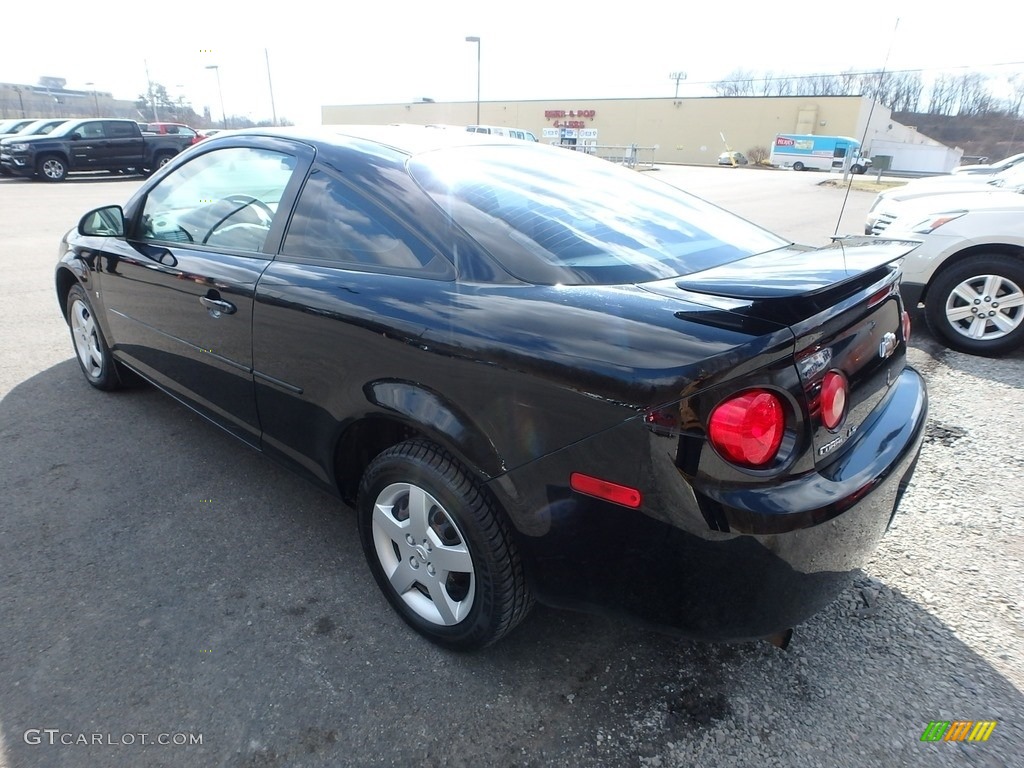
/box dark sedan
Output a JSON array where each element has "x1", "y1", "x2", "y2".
[{"x1": 56, "y1": 126, "x2": 927, "y2": 650}]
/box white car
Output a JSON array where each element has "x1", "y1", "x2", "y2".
[
  {"x1": 952, "y1": 151, "x2": 1024, "y2": 175},
  {"x1": 874, "y1": 190, "x2": 1024, "y2": 356},
  {"x1": 866, "y1": 163, "x2": 1024, "y2": 234}
]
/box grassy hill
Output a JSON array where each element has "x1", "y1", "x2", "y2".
[{"x1": 894, "y1": 112, "x2": 1024, "y2": 164}]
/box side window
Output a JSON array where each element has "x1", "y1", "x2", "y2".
[
  {"x1": 282, "y1": 169, "x2": 450, "y2": 277},
  {"x1": 105, "y1": 121, "x2": 137, "y2": 139},
  {"x1": 137, "y1": 146, "x2": 296, "y2": 253},
  {"x1": 78, "y1": 122, "x2": 104, "y2": 140}
]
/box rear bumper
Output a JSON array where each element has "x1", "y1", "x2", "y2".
[{"x1": 490, "y1": 366, "x2": 927, "y2": 640}]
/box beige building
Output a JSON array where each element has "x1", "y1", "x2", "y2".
[{"x1": 322, "y1": 95, "x2": 961, "y2": 173}]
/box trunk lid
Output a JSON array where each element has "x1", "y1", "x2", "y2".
[{"x1": 640, "y1": 237, "x2": 919, "y2": 466}]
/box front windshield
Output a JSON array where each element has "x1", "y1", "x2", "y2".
[
  {"x1": 18, "y1": 120, "x2": 60, "y2": 136},
  {"x1": 46, "y1": 121, "x2": 92, "y2": 138},
  {"x1": 409, "y1": 144, "x2": 788, "y2": 285}
]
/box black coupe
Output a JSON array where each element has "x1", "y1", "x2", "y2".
[{"x1": 56, "y1": 126, "x2": 927, "y2": 649}]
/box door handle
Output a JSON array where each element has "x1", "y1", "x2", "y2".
[{"x1": 200, "y1": 296, "x2": 236, "y2": 316}]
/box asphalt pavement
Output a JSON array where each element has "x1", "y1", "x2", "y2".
[{"x1": 1, "y1": 166, "x2": 1021, "y2": 768}]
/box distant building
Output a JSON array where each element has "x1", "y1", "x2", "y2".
[
  {"x1": 322, "y1": 95, "x2": 962, "y2": 173},
  {"x1": 0, "y1": 80, "x2": 127, "y2": 120}
]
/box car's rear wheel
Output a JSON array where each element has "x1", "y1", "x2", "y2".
[
  {"x1": 357, "y1": 439, "x2": 532, "y2": 650},
  {"x1": 37, "y1": 155, "x2": 67, "y2": 182},
  {"x1": 792, "y1": 161, "x2": 805, "y2": 171},
  {"x1": 924, "y1": 254, "x2": 1024, "y2": 356},
  {"x1": 66, "y1": 284, "x2": 121, "y2": 390}
]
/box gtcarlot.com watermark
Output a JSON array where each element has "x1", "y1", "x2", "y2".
[{"x1": 24, "y1": 729, "x2": 203, "y2": 747}]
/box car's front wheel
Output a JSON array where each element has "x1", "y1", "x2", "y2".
[
  {"x1": 66, "y1": 284, "x2": 121, "y2": 390},
  {"x1": 357, "y1": 440, "x2": 532, "y2": 650},
  {"x1": 37, "y1": 155, "x2": 67, "y2": 182},
  {"x1": 924, "y1": 254, "x2": 1024, "y2": 356}
]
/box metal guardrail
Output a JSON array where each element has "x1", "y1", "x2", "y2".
[{"x1": 555, "y1": 143, "x2": 657, "y2": 170}]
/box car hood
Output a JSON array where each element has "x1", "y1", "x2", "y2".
[
  {"x1": 952, "y1": 165, "x2": 1000, "y2": 174},
  {"x1": 878, "y1": 179, "x2": 1011, "y2": 204},
  {"x1": 0, "y1": 133, "x2": 60, "y2": 146},
  {"x1": 878, "y1": 189, "x2": 1024, "y2": 216}
]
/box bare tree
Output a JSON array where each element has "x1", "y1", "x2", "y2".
[
  {"x1": 1008, "y1": 74, "x2": 1024, "y2": 117},
  {"x1": 771, "y1": 76, "x2": 794, "y2": 96},
  {"x1": 955, "y1": 73, "x2": 994, "y2": 115},
  {"x1": 709, "y1": 66, "x2": 1024, "y2": 118},
  {"x1": 795, "y1": 73, "x2": 841, "y2": 96},
  {"x1": 756, "y1": 72, "x2": 776, "y2": 97},
  {"x1": 746, "y1": 145, "x2": 770, "y2": 165},
  {"x1": 713, "y1": 69, "x2": 757, "y2": 97}
]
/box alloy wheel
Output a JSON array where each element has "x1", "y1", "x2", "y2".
[
  {"x1": 370, "y1": 482, "x2": 476, "y2": 626},
  {"x1": 943, "y1": 273, "x2": 1024, "y2": 341},
  {"x1": 70, "y1": 298, "x2": 105, "y2": 379}
]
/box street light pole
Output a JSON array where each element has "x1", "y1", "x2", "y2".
[
  {"x1": 205, "y1": 65, "x2": 227, "y2": 129},
  {"x1": 465, "y1": 36, "x2": 481, "y2": 124}
]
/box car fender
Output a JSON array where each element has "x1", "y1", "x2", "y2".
[{"x1": 363, "y1": 379, "x2": 505, "y2": 478}]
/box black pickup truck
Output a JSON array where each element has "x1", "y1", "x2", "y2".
[{"x1": 0, "y1": 118, "x2": 192, "y2": 181}]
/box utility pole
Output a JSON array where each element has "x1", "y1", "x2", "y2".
[{"x1": 669, "y1": 71, "x2": 688, "y2": 99}]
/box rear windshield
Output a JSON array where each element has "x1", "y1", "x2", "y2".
[{"x1": 409, "y1": 144, "x2": 788, "y2": 285}]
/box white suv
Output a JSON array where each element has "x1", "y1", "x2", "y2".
[
  {"x1": 866, "y1": 163, "x2": 1024, "y2": 235},
  {"x1": 874, "y1": 189, "x2": 1024, "y2": 356}
]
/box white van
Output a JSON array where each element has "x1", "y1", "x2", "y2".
[{"x1": 466, "y1": 125, "x2": 538, "y2": 142}]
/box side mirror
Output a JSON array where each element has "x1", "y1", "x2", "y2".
[
  {"x1": 70, "y1": 132, "x2": 81, "y2": 141},
  {"x1": 78, "y1": 205, "x2": 126, "y2": 237}
]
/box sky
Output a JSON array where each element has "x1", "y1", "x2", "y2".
[{"x1": 2, "y1": 0, "x2": 1023, "y2": 126}]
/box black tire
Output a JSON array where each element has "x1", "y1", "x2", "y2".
[
  {"x1": 792, "y1": 161, "x2": 805, "y2": 172},
  {"x1": 850, "y1": 164, "x2": 865, "y2": 175},
  {"x1": 924, "y1": 254, "x2": 1024, "y2": 356},
  {"x1": 357, "y1": 439, "x2": 533, "y2": 650},
  {"x1": 142, "y1": 153, "x2": 174, "y2": 177},
  {"x1": 37, "y1": 154, "x2": 67, "y2": 182},
  {"x1": 66, "y1": 284, "x2": 121, "y2": 390}
]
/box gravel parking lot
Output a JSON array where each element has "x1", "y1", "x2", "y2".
[{"x1": 0, "y1": 166, "x2": 1021, "y2": 768}]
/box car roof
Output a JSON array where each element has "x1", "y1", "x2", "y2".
[{"x1": 218, "y1": 124, "x2": 524, "y2": 157}]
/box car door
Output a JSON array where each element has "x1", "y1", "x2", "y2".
[
  {"x1": 252, "y1": 165, "x2": 457, "y2": 483},
  {"x1": 103, "y1": 120, "x2": 144, "y2": 170},
  {"x1": 95, "y1": 138, "x2": 314, "y2": 446},
  {"x1": 69, "y1": 120, "x2": 107, "y2": 169}
]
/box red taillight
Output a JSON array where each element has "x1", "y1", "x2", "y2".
[
  {"x1": 570, "y1": 473, "x2": 642, "y2": 509},
  {"x1": 708, "y1": 389, "x2": 785, "y2": 468},
  {"x1": 820, "y1": 371, "x2": 848, "y2": 430},
  {"x1": 902, "y1": 310, "x2": 911, "y2": 343}
]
